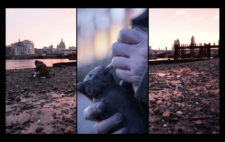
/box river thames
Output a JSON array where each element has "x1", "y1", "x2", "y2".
[{"x1": 6, "y1": 59, "x2": 76, "y2": 70}]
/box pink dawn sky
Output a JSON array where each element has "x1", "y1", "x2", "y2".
[
  {"x1": 149, "y1": 8, "x2": 219, "y2": 50},
  {"x1": 6, "y1": 8, "x2": 76, "y2": 49}
]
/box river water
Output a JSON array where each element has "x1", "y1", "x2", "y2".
[
  {"x1": 149, "y1": 58, "x2": 174, "y2": 61},
  {"x1": 149, "y1": 57, "x2": 214, "y2": 61},
  {"x1": 6, "y1": 59, "x2": 76, "y2": 70}
]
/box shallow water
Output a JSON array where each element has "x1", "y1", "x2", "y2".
[{"x1": 6, "y1": 59, "x2": 76, "y2": 70}]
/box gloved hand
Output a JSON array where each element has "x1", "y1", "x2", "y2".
[
  {"x1": 109, "y1": 27, "x2": 148, "y2": 86},
  {"x1": 77, "y1": 80, "x2": 134, "y2": 134}
]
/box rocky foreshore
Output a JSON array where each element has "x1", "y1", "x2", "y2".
[
  {"x1": 6, "y1": 66, "x2": 77, "y2": 134},
  {"x1": 149, "y1": 58, "x2": 219, "y2": 134}
]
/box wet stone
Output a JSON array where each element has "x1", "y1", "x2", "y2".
[
  {"x1": 36, "y1": 127, "x2": 44, "y2": 133},
  {"x1": 26, "y1": 104, "x2": 33, "y2": 109},
  {"x1": 53, "y1": 86, "x2": 58, "y2": 90},
  {"x1": 176, "y1": 111, "x2": 182, "y2": 115},
  {"x1": 165, "y1": 117, "x2": 171, "y2": 123},
  {"x1": 210, "y1": 108, "x2": 219, "y2": 115},
  {"x1": 172, "y1": 118, "x2": 179, "y2": 122},
  {"x1": 162, "y1": 111, "x2": 170, "y2": 119},
  {"x1": 204, "y1": 122, "x2": 210, "y2": 129},
  {"x1": 178, "y1": 128, "x2": 183, "y2": 133},
  {"x1": 64, "y1": 126, "x2": 72, "y2": 134},
  {"x1": 194, "y1": 120, "x2": 203, "y2": 127},
  {"x1": 15, "y1": 96, "x2": 21, "y2": 102},
  {"x1": 150, "y1": 100, "x2": 157, "y2": 105}
]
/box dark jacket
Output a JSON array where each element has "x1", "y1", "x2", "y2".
[
  {"x1": 134, "y1": 66, "x2": 148, "y2": 105},
  {"x1": 35, "y1": 61, "x2": 49, "y2": 77},
  {"x1": 132, "y1": 9, "x2": 148, "y2": 105}
]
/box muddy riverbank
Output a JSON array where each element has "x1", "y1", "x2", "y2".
[
  {"x1": 6, "y1": 66, "x2": 76, "y2": 134},
  {"x1": 149, "y1": 58, "x2": 219, "y2": 134}
]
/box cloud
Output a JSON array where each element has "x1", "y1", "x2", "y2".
[
  {"x1": 214, "y1": 11, "x2": 219, "y2": 19},
  {"x1": 172, "y1": 10, "x2": 188, "y2": 17}
]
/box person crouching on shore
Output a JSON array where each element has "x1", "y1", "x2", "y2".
[{"x1": 33, "y1": 60, "x2": 50, "y2": 79}]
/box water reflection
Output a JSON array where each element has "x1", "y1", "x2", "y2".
[
  {"x1": 149, "y1": 58, "x2": 174, "y2": 61},
  {"x1": 6, "y1": 59, "x2": 76, "y2": 70},
  {"x1": 149, "y1": 57, "x2": 214, "y2": 61}
]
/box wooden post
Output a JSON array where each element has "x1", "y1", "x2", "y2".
[
  {"x1": 207, "y1": 43, "x2": 210, "y2": 59},
  {"x1": 200, "y1": 46, "x2": 203, "y2": 58},
  {"x1": 174, "y1": 44, "x2": 178, "y2": 60}
]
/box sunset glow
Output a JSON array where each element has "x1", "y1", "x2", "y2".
[
  {"x1": 6, "y1": 8, "x2": 76, "y2": 48},
  {"x1": 149, "y1": 8, "x2": 219, "y2": 50}
]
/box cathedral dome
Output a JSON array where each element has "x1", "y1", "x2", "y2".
[{"x1": 60, "y1": 38, "x2": 65, "y2": 45}]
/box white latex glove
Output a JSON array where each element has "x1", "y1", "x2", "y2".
[
  {"x1": 78, "y1": 82, "x2": 128, "y2": 134},
  {"x1": 83, "y1": 102, "x2": 127, "y2": 134},
  {"x1": 109, "y1": 28, "x2": 148, "y2": 86}
]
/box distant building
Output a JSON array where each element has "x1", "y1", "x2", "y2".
[
  {"x1": 42, "y1": 51, "x2": 46, "y2": 56},
  {"x1": 35, "y1": 49, "x2": 43, "y2": 55},
  {"x1": 6, "y1": 45, "x2": 12, "y2": 56},
  {"x1": 43, "y1": 44, "x2": 56, "y2": 54},
  {"x1": 62, "y1": 49, "x2": 76, "y2": 55},
  {"x1": 172, "y1": 39, "x2": 180, "y2": 51},
  {"x1": 49, "y1": 44, "x2": 54, "y2": 49},
  {"x1": 191, "y1": 36, "x2": 195, "y2": 46},
  {"x1": 69, "y1": 46, "x2": 76, "y2": 50},
  {"x1": 43, "y1": 46, "x2": 48, "y2": 50},
  {"x1": 56, "y1": 38, "x2": 66, "y2": 54},
  {"x1": 11, "y1": 39, "x2": 35, "y2": 55}
]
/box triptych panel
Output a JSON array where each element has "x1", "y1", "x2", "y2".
[{"x1": 5, "y1": 8, "x2": 219, "y2": 134}]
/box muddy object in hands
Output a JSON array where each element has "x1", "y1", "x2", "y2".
[{"x1": 79, "y1": 66, "x2": 148, "y2": 134}]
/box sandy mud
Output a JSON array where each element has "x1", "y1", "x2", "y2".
[
  {"x1": 149, "y1": 58, "x2": 219, "y2": 134},
  {"x1": 5, "y1": 66, "x2": 77, "y2": 134}
]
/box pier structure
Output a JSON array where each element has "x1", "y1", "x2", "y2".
[{"x1": 174, "y1": 40, "x2": 219, "y2": 60}]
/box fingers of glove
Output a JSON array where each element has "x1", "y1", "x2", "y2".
[
  {"x1": 83, "y1": 102, "x2": 106, "y2": 122},
  {"x1": 109, "y1": 42, "x2": 135, "y2": 59},
  {"x1": 119, "y1": 80, "x2": 135, "y2": 96},
  {"x1": 116, "y1": 69, "x2": 142, "y2": 86},
  {"x1": 115, "y1": 69, "x2": 132, "y2": 83},
  {"x1": 111, "y1": 56, "x2": 131, "y2": 70},
  {"x1": 94, "y1": 113, "x2": 123, "y2": 134},
  {"x1": 133, "y1": 27, "x2": 148, "y2": 36},
  {"x1": 77, "y1": 82, "x2": 93, "y2": 102},
  {"x1": 112, "y1": 128, "x2": 128, "y2": 134},
  {"x1": 117, "y1": 28, "x2": 146, "y2": 44}
]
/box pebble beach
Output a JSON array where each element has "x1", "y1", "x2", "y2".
[
  {"x1": 5, "y1": 66, "x2": 77, "y2": 134},
  {"x1": 149, "y1": 58, "x2": 219, "y2": 134}
]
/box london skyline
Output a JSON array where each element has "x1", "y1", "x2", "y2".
[
  {"x1": 149, "y1": 8, "x2": 219, "y2": 50},
  {"x1": 6, "y1": 8, "x2": 76, "y2": 49}
]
